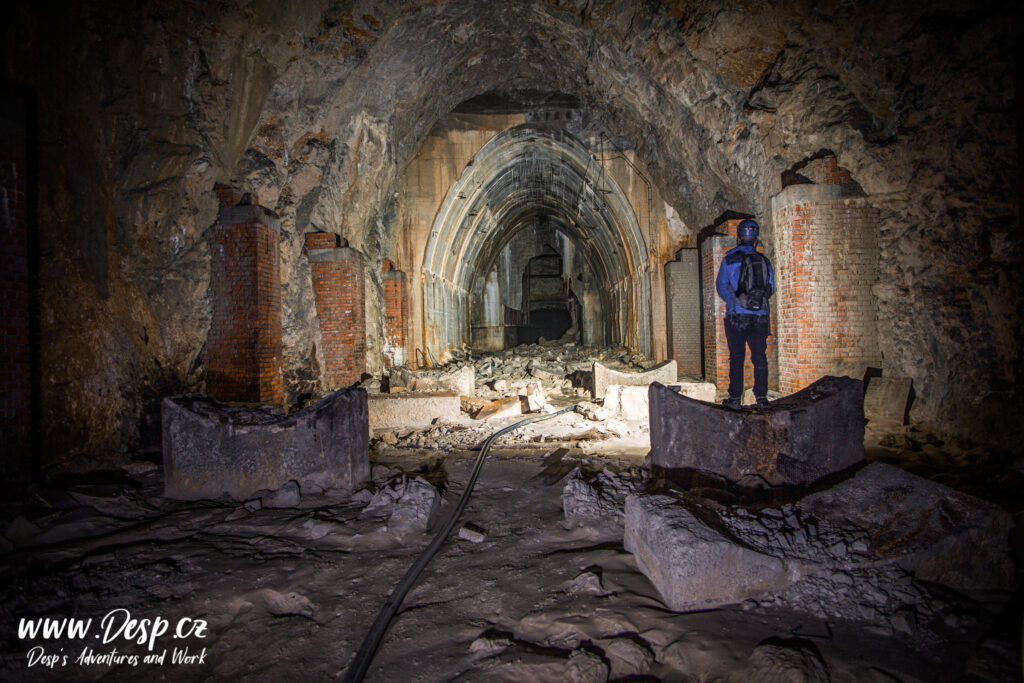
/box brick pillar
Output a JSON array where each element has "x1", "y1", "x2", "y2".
[
  {"x1": 206, "y1": 200, "x2": 284, "y2": 404},
  {"x1": 306, "y1": 233, "x2": 365, "y2": 387},
  {"x1": 701, "y1": 219, "x2": 779, "y2": 393},
  {"x1": 772, "y1": 157, "x2": 880, "y2": 394},
  {"x1": 0, "y1": 95, "x2": 32, "y2": 490},
  {"x1": 665, "y1": 249, "x2": 701, "y2": 378},
  {"x1": 382, "y1": 259, "x2": 407, "y2": 369}
]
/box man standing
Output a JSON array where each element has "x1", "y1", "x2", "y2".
[{"x1": 715, "y1": 219, "x2": 775, "y2": 408}]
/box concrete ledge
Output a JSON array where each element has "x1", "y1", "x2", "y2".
[
  {"x1": 647, "y1": 376, "x2": 865, "y2": 486},
  {"x1": 162, "y1": 388, "x2": 368, "y2": 500},
  {"x1": 369, "y1": 391, "x2": 461, "y2": 429},
  {"x1": 593, "y1": 360, "x2": 677, "y2": 399}
]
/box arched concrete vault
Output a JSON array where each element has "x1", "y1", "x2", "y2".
[{"x1": 421, "y1": 124, "x2": 651, "y2": 357}]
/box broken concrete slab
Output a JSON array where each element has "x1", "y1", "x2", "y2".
[
  {"x1": 390, "y1": 364, "x2": 475, "y2": 397},
  {"x1": 797, "y1": 462, "x2": 1014, "y2": 593},
  {"x1": 388, "y1": 477, "x2": 439, "y2": 532},
  {"x1": 624, "y1": 495, "x2": 806, "y2": 612},
  {"x1": 592, "y1": 360, "x2": 677, "y2": 399},
  {"x1": 575, "y1": 401, "x2": 609, "y2": 422},
  {"x1": 604, "y1": 381, "x2": 717, "y2": 421},
  {"x1": 476, "y1": 395, "x2": 523, "y2": 421},
  {"x1": 368, "y1": 391, "x2": 460, "y2": 429},
  {"x1": 162, "y1": 389, "x2": 369, "y2": 501},
  {"x1": 863, "y1": 377, "x2": 912, "y2": 425},
  {"x1": 647, "y1": 377, "x2": 865, "y2": 486}
]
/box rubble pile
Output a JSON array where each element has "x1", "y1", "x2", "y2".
[
  {"x1": 562, "y1": 467, "x2": 646, "y2": 524},
  {"x1": 624, "y1": 463, "x2": 1014, "y2": 635}
]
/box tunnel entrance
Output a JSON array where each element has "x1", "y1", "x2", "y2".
[{"x1": 421, "y1": 124, "x2": 651, "y2": 359}]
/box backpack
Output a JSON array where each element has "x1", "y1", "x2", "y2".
[{"x1": 735, "y1": 252, "x2": 771, "y2": 311}]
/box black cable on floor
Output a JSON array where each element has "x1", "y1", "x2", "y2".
[{"x1": 342, "y1": 403, "x2": 579, "y2": 682}]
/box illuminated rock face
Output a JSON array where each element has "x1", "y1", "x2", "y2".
[{"x1": 4, "y1": 0, "x2": 1019, "y2": 465}]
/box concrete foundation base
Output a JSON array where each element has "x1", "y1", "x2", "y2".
[
  {"x1": 592, "y1": 360, "x2": 677, "y2": 399},
  {"x1": 647, "y1": 376, "x2": 865, "y2": 486},
  {"x1": 368, "y1": 391, "x2": 461, "y2": 429},
  {"x1": 162, "y1": 389, "x2": 369, "y2": 500}
]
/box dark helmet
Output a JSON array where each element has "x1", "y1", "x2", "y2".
[{"x1": 737, "y1": 218, "x2": 759, "y2": 244}]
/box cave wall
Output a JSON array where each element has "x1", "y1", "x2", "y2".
[{"x1": 1, "y1": 0, "x2": 1019, "y2": 464}]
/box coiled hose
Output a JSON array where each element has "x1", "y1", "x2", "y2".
[{"x1": 342, "y1": 403, "x2": 579, "y2": 682}]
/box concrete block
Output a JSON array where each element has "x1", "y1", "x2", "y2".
[
  {"x1": 389, "y1": 365, "x2": 474, "y2": 397},
  {"x1": 863, "y1": 377, "x2": 912, "y2": 425},
  {"x1": 592, "y1": 360, "x2": 676, "y2": 399},
  {"x1": 605, "y1": 382, "x2": 716, "y2": 421},
  {"x1": 798, "y1": 462, "x2": 1014, "y2": 592},
  {"x1": 624, "y1": 495, "x2": 803, "y2": 611},
  {"x1": 647, "y1": 376, "x2": 865, "y2": 486},
  {"x1": 522, "y1": 380, "x2": 546, "y2": 412},
  {"x1": 163, "y1": 389, "x2": 368, "y2": 501},
  {"x1": 603, "y1": 385, "x2": 650, "y2": 421},
  {"x1": 369, "y1": 391, "x2": 460, "y2": 429}
]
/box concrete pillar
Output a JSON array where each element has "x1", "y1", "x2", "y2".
[
  {"x1": 206, "y1": 197, "x2": 284, "y2": 404},
  {"x1": 381, "y1": 259, "x2": 407, "y2": 369},
  {"x1": 306, "y1": 233, "x2": 366, "y2": 388},
  {"x1": 771, "y1": 156, "x2": 880, "y2": 394},
  {"x1": 665, "y1": 249, "x2": 701, "y2": 378}
]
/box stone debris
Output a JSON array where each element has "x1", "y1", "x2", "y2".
[
  {"x1": 261, "y1": 480, "x2": 301, "y2": 508},
  {"x1": 476, "y1": 395, "x2": 523, "y2": 421},
  {"x1": 624, "y1": 462, "x2": 1013, "y2": 631},
  {"x1": 458, "y1": 522, "x2": 488, "y2": 543},
  {"x1": 796, "y1": 462, "x2": 1014, "y2": 593},
  {"x1": 359, "y1": 475, "x2": 439, "y2": 533},
  {"x1": 601, "y1": 637, "x2": 656, "y2": 679},
  {"x1": 564, "y1": 568, "x2": 605, "y2": 595},
  {"x1": 747, "y1": 638, "x2": 831, "y2": 683},
  {"x1": 460, "y1": 396, "x2": 489, "y2": 416},
  {"x1": 562, "y1": 467, "x2": 643, "y2": 524},
  {"x1": 574, "y1": 401, "x2": 608, "y2": 422},
  {"x1": 522, "y1": 380, "x2": 546, "y2": 412},
  {"x1": 389, "y1": 365, "x2": 475, "y2": 397}
]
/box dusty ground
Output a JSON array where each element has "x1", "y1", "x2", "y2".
[
  {"x1": 1, "y1": 348, "x2": 1021, "y2": 681},
  {"x1": 1, "y1": 432, "x2": 1020, "y2": 681}
]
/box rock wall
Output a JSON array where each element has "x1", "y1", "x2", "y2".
[{"x1": 1, "y1": 0, "x2": 1018, "y2": 462}]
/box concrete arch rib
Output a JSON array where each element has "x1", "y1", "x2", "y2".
[{"x1": 422, "y1": 124, "x2": 652, "y2": 358}]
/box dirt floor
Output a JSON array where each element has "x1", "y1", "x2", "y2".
[{"x1": 1, "y1": 347, "x2": 1021, "y2": 681}]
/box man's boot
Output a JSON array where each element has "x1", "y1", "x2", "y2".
[{"x1": 721, "y1": 397, "x2": 741, "y2": 409}]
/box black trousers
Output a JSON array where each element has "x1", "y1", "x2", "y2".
[{"x1": 724, "y1": 314, "x2": 770, "y2": 400}]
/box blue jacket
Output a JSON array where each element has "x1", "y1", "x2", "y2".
[{"x1": 716, "y1": 244, "x2": 775, "y2": 315}]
